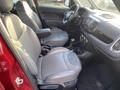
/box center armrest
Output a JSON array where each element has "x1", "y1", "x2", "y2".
[{"x1": 37, "y1": 28, "x2": 51, "y2": 38}]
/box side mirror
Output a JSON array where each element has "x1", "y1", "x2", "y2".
[{"x1": 64, "y1": 0, "x2": 70, "y2": 7}]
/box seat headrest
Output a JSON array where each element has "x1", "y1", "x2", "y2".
[{"x1": 0, "y1": 0, "x2": 13, "y2": 13}]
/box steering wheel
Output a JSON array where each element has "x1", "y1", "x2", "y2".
[{"x1": 63, "y1": 4, "x2": 80, "y2": 24}]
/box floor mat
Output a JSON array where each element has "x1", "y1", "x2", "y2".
[{"x1": 77, "y1": 60, "x2": 115, "y2": 90}]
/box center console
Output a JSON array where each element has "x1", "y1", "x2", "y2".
[{"x1": 82, "y1": 15, "x2": 113, "y2": 44}]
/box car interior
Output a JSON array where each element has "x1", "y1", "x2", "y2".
[{"x1": 0, "y1": 0, "x2": 120, "y2": 90}]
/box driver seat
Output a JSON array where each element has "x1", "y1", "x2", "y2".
[{"x1": 15, "y1": 0, "x2": 69, "y2": 47}]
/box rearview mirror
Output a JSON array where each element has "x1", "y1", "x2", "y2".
[{"x1": 64, "y1": 0, "x2": 70, "y2": 7}]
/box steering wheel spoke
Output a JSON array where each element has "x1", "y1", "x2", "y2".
[{"x1": 63, "y1": 4, "x2": 80, "y2": 24}]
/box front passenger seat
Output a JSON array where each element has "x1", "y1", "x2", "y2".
[
  {"x1": 0, "y1": 0, "x2": 81, "y2": 89},
  {"x1": 15, "y1": 0, "x2": 69, "y2": 47}
]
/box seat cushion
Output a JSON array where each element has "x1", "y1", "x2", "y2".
[
  {"x1": 37, "y1": 47, "x2": 81, "y2": 87},
  {"x1": 41, "y1": 28, "x2": 69, "y2": 47}
]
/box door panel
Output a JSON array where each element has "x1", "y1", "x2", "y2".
[{"x1": 36, "y1": 0, "x2": 69, "y2": 27}]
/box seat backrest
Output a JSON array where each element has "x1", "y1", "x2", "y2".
[
  {"x1": 0, "y1": 0, "x2": 41, "y2": 76},
  {"x1": 16, "y1": 1, "x2": 42, "y2": 32}
]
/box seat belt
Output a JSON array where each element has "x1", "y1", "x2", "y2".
[{"x1": 32, "y1": 0, "x2": 47, "y2": 27}]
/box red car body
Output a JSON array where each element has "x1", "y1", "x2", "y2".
[{"x1": 0, "y1": 34, "x2": 33, "y2": 90}]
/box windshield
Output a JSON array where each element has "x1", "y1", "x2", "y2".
[
  {"x1": 79, "y1": 0, "x2": 119, "y2": 13},
  {"x1": 91, "y1": 0, "x2": 119, "y2": 13}
]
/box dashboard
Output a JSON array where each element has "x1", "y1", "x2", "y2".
[{"x1": 78, "y1": 8, "x2": 120, "y2": 61}]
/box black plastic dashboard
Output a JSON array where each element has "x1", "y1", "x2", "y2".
[{"x1": 79, "y1": 8, "x2": 120, "y2": 61}]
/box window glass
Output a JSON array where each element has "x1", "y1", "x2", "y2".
[
  {"x1": 79, "y1": 0, "x2": 92, "y2": 8},
  {"x1": 38, "y1": 0, "x2": 66, "y2": 8},
  {"x1": 13, "y1": 0, "x2": 19, "y2": 3}
]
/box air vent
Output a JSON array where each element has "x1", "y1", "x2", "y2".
[{"x1": 113, "y1": 40, "x2": 120, "y2": 51}]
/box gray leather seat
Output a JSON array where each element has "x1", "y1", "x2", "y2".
[
  {"x1": 15, "y1": 0, "x2": 69, "y2": 47},
  {"x1": 0, "y1": 0, "x2": 81, "y2": 88}
]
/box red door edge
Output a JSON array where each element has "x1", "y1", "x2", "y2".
[
  {"x1": 0, "y1": 81, "x2": 5, "y2": 90},
  {"x1": 0, "y1": 34, "x2": 34, "y2": 90}
]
